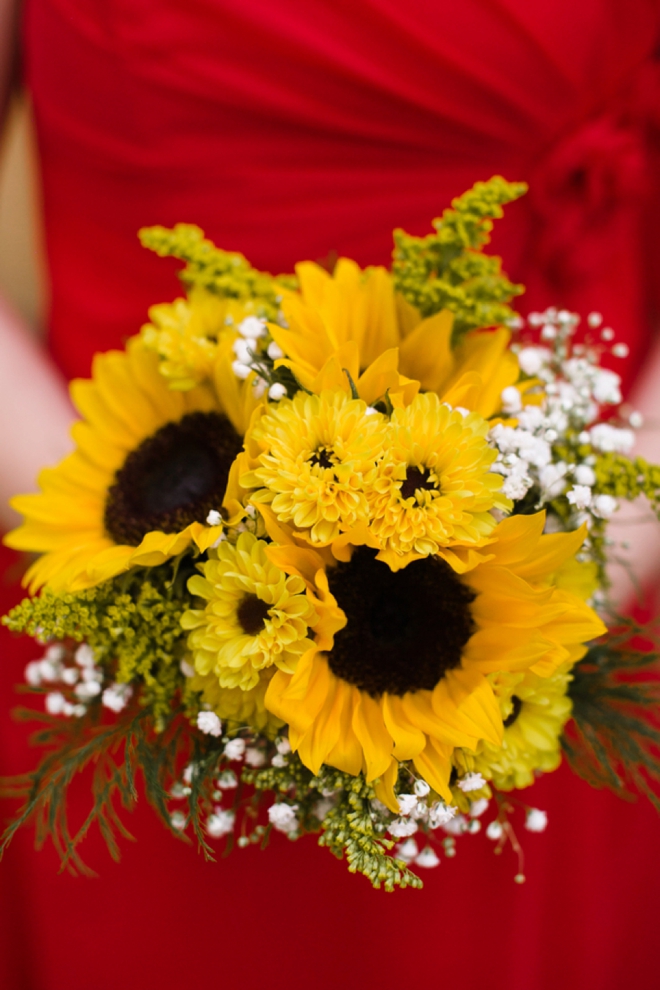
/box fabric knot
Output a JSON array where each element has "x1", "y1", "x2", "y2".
[{"x1": 528, "y1": 59, "x2": 660, "y2": 291}]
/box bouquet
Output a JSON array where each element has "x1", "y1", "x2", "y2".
[{"x1": 3, "y1": 177, "x2": 660, "y2": 891}]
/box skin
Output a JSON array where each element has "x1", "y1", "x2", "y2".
[{"x1": 0, "y1": 0, "x2": 75, "y2": 532}]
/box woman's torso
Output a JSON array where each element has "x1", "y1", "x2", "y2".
[{"x1": 2, "y1": 3, "x2": 660, "y2": 988}]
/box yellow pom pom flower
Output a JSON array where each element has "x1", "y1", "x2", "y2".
[
  {"x1": 181, "y1": 532, "x2": 319, "y2": 691},
  {"x1": 474, "y1": 665, "x2": 574, "y2": 790},
  {"x1": 5, "y1": 338, "x2": 260, "y2": 593},
  {"x1": 141, "y1": 287, "x2": 254, "y2": 390},
  {"x1": 368, "y1": 392, "x2": 511, "y2": 569},
  {"x1": 264, "y1": 513, "x2": 606, "y2": 810},
  {"x1": 242, "y1": 390, "x2": 388, "y2": 546}
]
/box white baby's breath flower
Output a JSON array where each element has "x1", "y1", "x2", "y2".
[
  {"x1": 196, "y1": 710, "x2": 223, "y2": 736},
  {"x1": 238, "y1": 316, "x2": 267, "y2": 339},
  {"x1": 244, "y1": 747, "x2": 266, "y2": 767},
  {"x1": 397, "y1": 794, "x2": 418, "y2": 817},
  {"x1": 469, "y1": 798, "x2": 489, "y2": 818},
  {"x1": 224, "y1": 738, "x2": 246, "y2": 761},
  {"x1": 206, "y1": 808, "x2": 235, "y2": 838},
  {"x1": 24, "y1": 661, "x2": 42, "y2": 687},
  {"x1": 395, "y1": 838, "x2": 419, "y2": 863},
  {"x1": 74, "y1": 644, "x2": 96, "y2": 668},
  {"x1": 539, "y1": 462, "x2": 568, "y2": 499},
  {"x1": 566, "y1": 485, "x2": 592, "y2": 510},
  {"x1": 206, "y1": 509, "x2": 222, "y2": 526},
  {"x1": 415, "y1": 846, "x2": 441, "y2": 869},
  {"x1": 232, "y1": 360, "x2": 252, "y2": 380},
  {"x1": 413, "y1": 779, "x2": 431, "y2": 798},
  {"x1": 428, "y1": 802, "x2": 458, "y2": 828},
  {"x1": 589, "y1": 423, "x2": 634, "y2": 454},
  {"x1": 216, "y1": 770, "x2": 238, "y2": 789},
  {"x1": 271, "y1": 753, "x2": 288, "y2": 768},
  {"x1": 591, "y1": 368, "x2": 622, "y2": 405},
  {"x1": 45, "y1": 691, "x2": 67, "y2": 716},
  {"x1": 525, "y1": 808, "x2": 548, "y2": 833},
  {"x1": 592, "y1": 494, "x2": 618, "y2": 519},
  {"x1": 75, "y1": 680, "x2": 102, "y2": 700},
  {"x1": 457, "y1": 772, "x2": 486, "y2": 793},
  {"x1": 486, "y1": 820, "x2": 504, "y2": 840},
  {"x1": 267, "y1": 340, "x2": 284, "y2": 360},
  {"x1": 268, "y1": 383, "x2": 287, "y2": 401},
  {"x1": 441, "y1": 814, "x2": 469, "y2": 835},
  {"x1": 574, "y1": 464, "x2": 596, "y2": 486},
  {"x1": 232, "y1": 337, "x2": 254, "y2": 364},
  {"x1": 517, "y1": 347, "x2": 551, "y2": 377},
  {"x1": 102, "y1": 683, "x2": 133, "y2": 713},
  {"x1": 500, "y1": 386, "x2": 522, "y2": 414},
  {"x1": 388, "y1": 818, "x2": 419, "y2": 838},
  {"x1": 252, "y1": 377, "x2": 267, "y2": 399},
  {"x1": 268, "y1": 803, "x2": 299, "y2": 834},
  {"x1": 170, "y1": 811, "x2": 187, "y2": 831}
]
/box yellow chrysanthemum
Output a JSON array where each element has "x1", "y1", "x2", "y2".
[
  {"x1": 141, "y1": 287, "x2": 255, "y2": 390},
  {"x1": 6, "y1": 338, "x2": 261, "y2": 593},
  {"x1": 474, "y1": 665, "x2": 574, "y2": 790},
  {"x1": 181, "y1": 532, "x2": 319, "y2": 691},
  {"x1": 368, "y1": 392, "x2": 511, "y2": 569},
  {"x1": 241, "y1": 390, "x2": 388, "y2": 546},
  {"x1": 264, "y1": 512, "x2": 606, "y2": 810},
  {"x1": 270, "y1": 259, "x2": 522, "y2": 416},
  {"x1": 188, "y1": 666, "x2": 284, "y2": 736}
]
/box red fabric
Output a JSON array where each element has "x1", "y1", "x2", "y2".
[{"x1": 1, "y1": 2, "x2": 660, "y2": 987}]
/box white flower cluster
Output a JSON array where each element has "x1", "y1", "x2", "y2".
[
  {"x1": 24, "y1": 642, "x2": 131, "y2": 719},
  {"x1": 268, "y1": 802, "x2": 299, "y2": 836},
  {"x1": 231, "y1": 315, "x2": 289, "y2": 402},
  {"x1": 490, "y1": 308, "x2": 641, "y2": 530}
]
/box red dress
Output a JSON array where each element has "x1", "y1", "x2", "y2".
[{"x1": 1, "y1": 2, "x2": 659, "y2": 987}]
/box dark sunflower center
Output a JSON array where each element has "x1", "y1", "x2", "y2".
[
  {"x1": 237, "y1": 594, "x2": 271, "y2": 635},
  {"x1": 309, "y1": 447, "x2": 335, "y2": 469},
  {"x1": 326, "y1": 548, "x2": 475, "y2": 698},
  {"x1": 103, "y1": 411, "x2": 243, "y2": 546},
  {"x1": 503, "y1": 695, "x2": 523, "y2": 728},
  {"x1": 400, "y1": 466, "x2": 438, "y2": 502}
]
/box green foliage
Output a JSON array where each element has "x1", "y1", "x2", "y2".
[
  {"x1": 139, "y1": 224, "x2": 296, "y2": 321},
  {"x1": 0, "y1": 705, "x2": 227, "y2": 874},
  {"x1": 246, "y1": 758, "x2": 423, "y2": 891},
  {"x1": 392, "y1": 176, "x2": 527, "y2": 343},
  {"x1": 3, "y1": 563, "x2": 191, "y2": 727},
  {"x1": 563, "y1": 622, "x2": 660, "y2": 812},
  {"x1": 594, "y1": 453, "x2": 660, "y2": 515}
]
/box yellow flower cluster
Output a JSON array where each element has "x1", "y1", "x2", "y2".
[{"x1": 6, "y1": 246, "x2": 604, "y2": 811}]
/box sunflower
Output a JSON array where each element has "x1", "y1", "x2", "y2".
[
  {"x1": 141, "y1": 286, "x2": 255, "y2": 390},
  {"x1": 241, "y1": 390, "x2": 389, "y2": 547},
  {"x1": 6, "y1": 337, "x2": 261, "y2": 593},
  {"x1": 473, "y1": 665, "x2": 574, "y2": 790},
  {"x1": 368, "y1": 392, "x2": 511, "y2": 569},
  {"x1": 263, "y1": 512, "x2": 606, "y2": 810},
  {"x1": 181, "y1": 532, "x2": 320, "y2": 691},
  {"x1": 269, "y1": 259, "x2": 522, "y2": 416}
]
